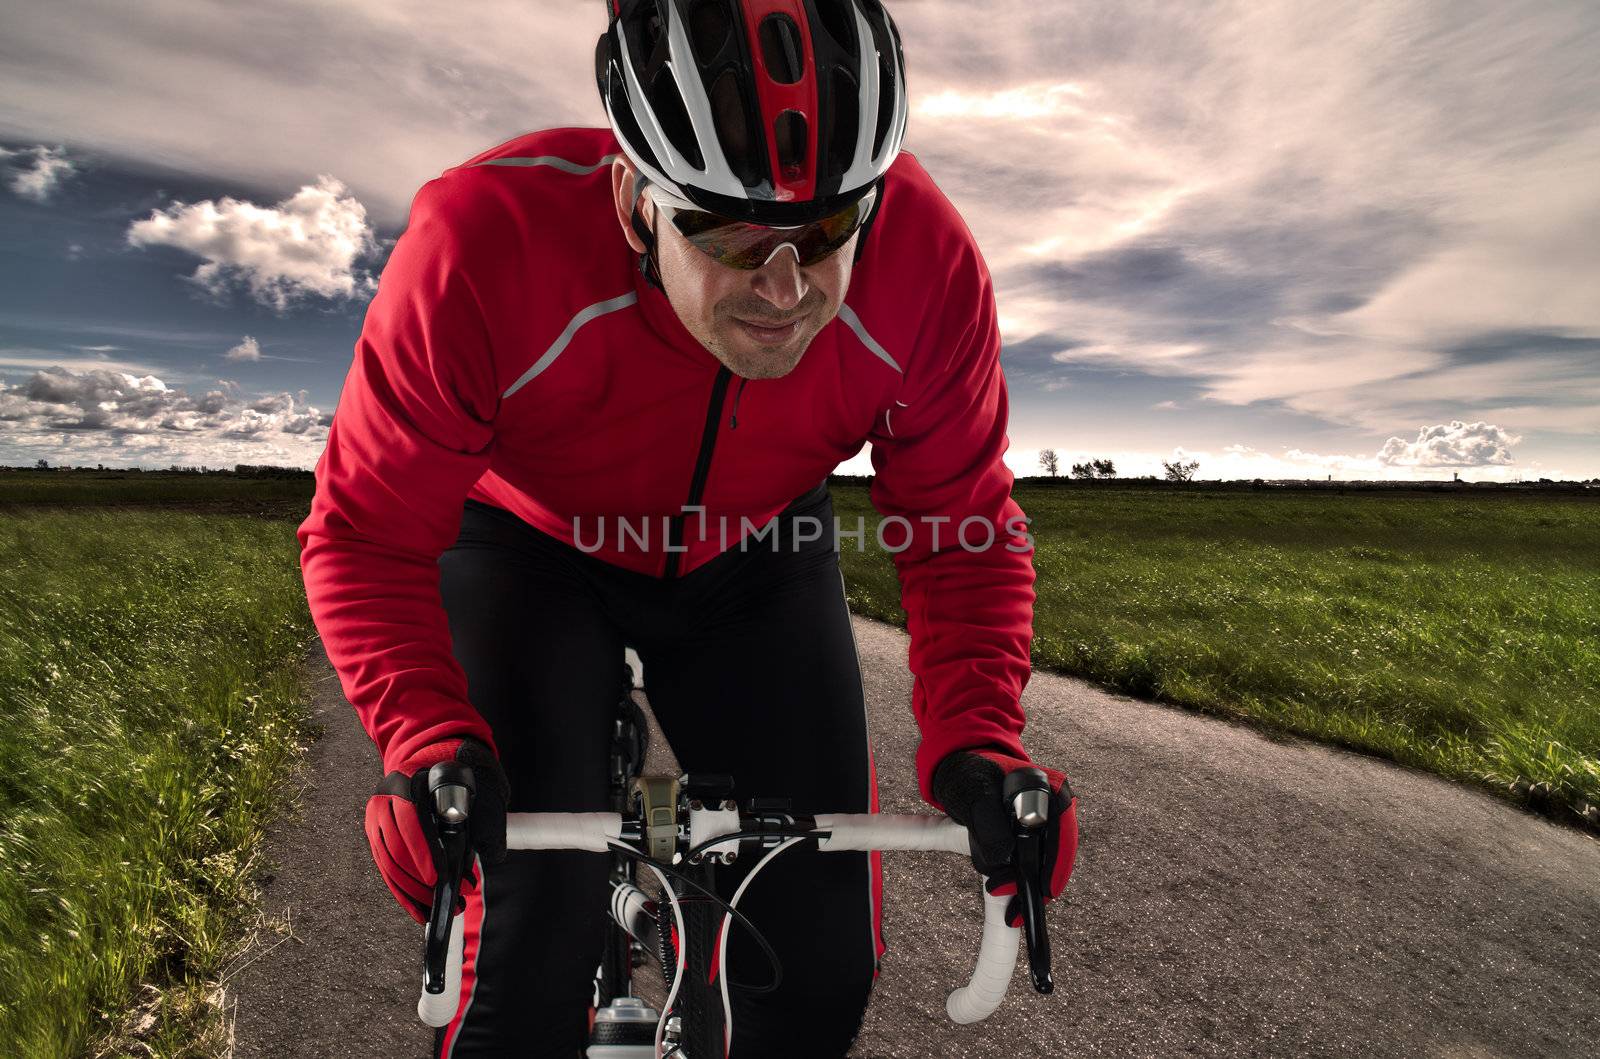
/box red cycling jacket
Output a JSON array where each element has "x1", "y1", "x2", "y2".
[{"x1": 297, "y1": 126, "x2": 1036, "y2": 802}]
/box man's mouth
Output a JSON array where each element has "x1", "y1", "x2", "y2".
[{"x1": 734, "y1": 315, "x2": 805, "y2": 344}]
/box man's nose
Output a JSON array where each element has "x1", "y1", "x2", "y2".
[{"x1": 749, "y1": 244, "x2": 807, "y2": 313}]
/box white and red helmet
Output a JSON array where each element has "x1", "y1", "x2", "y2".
[{"x1": 596, "y1": 0, "x2": 909, "y2": 227}]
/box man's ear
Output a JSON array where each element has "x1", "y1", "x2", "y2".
[{"x1": 613, "y1": 157, "x2": 648, "y2": 255}]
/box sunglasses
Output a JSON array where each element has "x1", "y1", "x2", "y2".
[{"x1": 646, "y1": 182, "x2": 878, "y2": 270}]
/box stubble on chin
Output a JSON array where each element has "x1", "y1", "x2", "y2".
[{"x1": 710, "y1": 322, "x2": 813, "y2": 379}]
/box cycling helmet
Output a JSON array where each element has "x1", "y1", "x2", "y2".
[{"x1": 595, "y1": 0, "x2": 909, "y2": 229}]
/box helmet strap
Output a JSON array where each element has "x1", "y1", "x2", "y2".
[
  {"x1": 852, "y1": 176, "x2": 886, "y2": 266},
  {"x1": 630, "y1": 170, "x2": 665, "y2": 293}
]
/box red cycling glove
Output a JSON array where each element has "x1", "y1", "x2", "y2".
[
  {"x1": 363, "y1": 736, "x2": 510, "y2": 924},
  {"x1": 930, "y1": 748, "x2": 1079, "y2": 927}
]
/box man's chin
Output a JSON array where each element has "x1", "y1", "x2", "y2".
[{"x1": 718, "y1": 330, "x2": 811, "y2": 379}]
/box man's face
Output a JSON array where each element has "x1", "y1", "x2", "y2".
[{"x1": 612, "y1": 158, "x2": 857, "y2": 380}]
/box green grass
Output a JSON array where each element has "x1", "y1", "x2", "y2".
[
  {"x1": 834, "y1": 483, "x2": 1600, "y2": 825},
  {"x1": 2, "y1": 474, "x2": 1596, "y2": 1055},
  {"x1": 0, "y1": 470, "x2": 313, "y2": 510},
  {"x1": 0, "y1": 510, "x2": 317, "y2": 1058}
]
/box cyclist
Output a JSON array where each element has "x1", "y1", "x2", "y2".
[{"x1": 297, "y1": 1, "x2": 1079, "y2": 1055}]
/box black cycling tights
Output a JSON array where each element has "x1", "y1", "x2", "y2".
[{"x1": 432, "y1": 483, "x2": 882, "y2": 1058}]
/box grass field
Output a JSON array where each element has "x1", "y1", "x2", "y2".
[
  {"x1": 0, "y1": 508, "x2": 316, "y2": 1058},
  {"x1": 0, "y1": 470, "x2": 311, "y2": 516},
  {"x1": 0, "y1": 472, "x2": 1594, "y2": 1056},
  {"x1": 834, "y1": 482, "x2": 1600, "y2": 825}
]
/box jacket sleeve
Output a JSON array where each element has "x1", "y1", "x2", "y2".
[
  {"x1": 867, "y1": 236, "x2": 1037, "y2": 806},
  {"x1": 297, "y1": 177, "x2": 501, "y2": 773}
]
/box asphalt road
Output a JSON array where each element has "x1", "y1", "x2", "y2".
[{"x1": 226, "y1": 617, "x2": 1600, "y2": 1057}]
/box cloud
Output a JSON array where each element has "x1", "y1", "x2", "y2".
[
  {"x1": 0, "y1": 1, "x2": 608, "y2": 227},
  {"x1": 1378, "y1": 421, "x2": 1520, "y2": 468},
  {"x1": 0, "y1": 346, "x2": 170, "y2": 376},
  {"x1": 0, "y1": 145, "x2": 76, "y2": 201},
  {"x1": 225, "y1": 336, "x2": 262, "y2": 362},
  {"x1": 0, "y1": 364, "x2": 329, "y2": 468},
  {"x1": 892, "y1": 0, "x2": 1600, "y2": 440},
  {"x1": 126, "y1": 176, "x2": 378, "y2": 310}
]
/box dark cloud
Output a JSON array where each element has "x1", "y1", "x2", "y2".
[
  {"x1": 1313, "y1": 292, "x2": 1367, "y2": 315},
  {"x1": 1440, "y1": 330, "x2": 1600, "y2": 366},
  {"x1": 194, "y1": 390, "x2": 228, "y2": 414},
  {"x1": 1006, "y1": 245, "x2": 1289, "y2": 337},
  {"x1": 0, "y1": 145, "x2": 76, "y2": 202},
  {"x1": 1002, "y1": 333, "x2": 1088, "y2": 373},
  {"x1": 1027, "y1": 245, "x2": 1191, "y2": 293},
  {"x1": 249, "y1": 393, "x2": 295, "y2": 414}
]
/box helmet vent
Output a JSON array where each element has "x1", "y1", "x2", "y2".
[
  {"x1": 821, "y1": 67, "x2": 859, "y2": 183},
  {"x1": 759, "y1": 14, "x2": 804, "y2": 85},
  {"x1": 646, "y1": 65, "x2": 705, "y2": 170},
  {"x1": 774, "y1": 110, "x2": 808, "y2": 179},
  {"x1": 864, "y1": 6, "x2": 897, "y2": 159},
  {"x1": 710, "y1": 68, "x2": 763, "y2": 188},
  {"x1": 688, "y1": 0, "x2": 732, "y2": 68},
  {"x1": 627, "y1": 7, "x2": 671, "y2": 78},
  {"x1": 812, "y1": 0, "x2": 857, "y2": 53}
]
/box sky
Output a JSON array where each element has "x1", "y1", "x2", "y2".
[{"x1": 2, "y1": 0, "x2": 1597, "y2": 481}]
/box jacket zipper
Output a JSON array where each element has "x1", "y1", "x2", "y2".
[{"x1": 665, "y1": 365, "x2": 733, "y2": 578}]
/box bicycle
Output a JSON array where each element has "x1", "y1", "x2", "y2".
[{"x1": 411, "y1": 663, "x2": 1057, "y2": 1057}]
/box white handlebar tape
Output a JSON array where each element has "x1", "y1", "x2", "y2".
[
  {"x1": 417, "y1": 915, "x2": 464, "y2": 1028},
  {"x1": 813, "y1": 813, "x2": 970, "y2": 855},
  {"x1": 946, "y1": 890, "x2": 1020, "y2": 1025},
  {"x1": 505, "y1": 812, "x2": 623, "y2": 851}
]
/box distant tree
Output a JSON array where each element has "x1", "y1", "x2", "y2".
[
  {"x1": 34, "y1": 458, "x2": 48, "y2": 470},
  {"x1": 1071, "y1": 458, "x2": 1117, "y2": 479},
  {"x1": 234, "y1": 463, "x2": 314, "y2": 479},
  {"x1": 1039, "y1": 449, "x2": 1060, "y2": 477},
  {"x1": 1163, "y1": 458, "x2": 1200, "y2": 482}
]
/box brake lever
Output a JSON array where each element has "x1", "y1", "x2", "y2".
[
  {"x1": 1003, "y1": 768, "x2": 1054, "y2": 995},
  {"x1": 422, "y1": 762, "x2": 476, "y2": 996}
]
